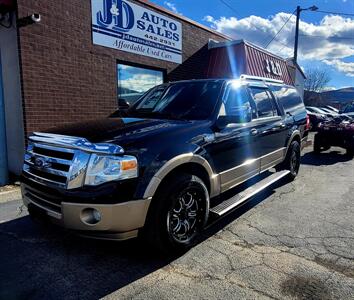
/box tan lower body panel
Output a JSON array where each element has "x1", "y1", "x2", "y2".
[
  {"x1": 260, "y1": 148, "x2": 286, "y2": 172},
  {"x1": 220, "y1": 158, "x2": 261, "y2": 192},
  {"x1": 23, "y1": 192, "x2": 151, "y2": 240},
  {"x1": 219, "y1": 148, "x2": 286, "y2": 193}
]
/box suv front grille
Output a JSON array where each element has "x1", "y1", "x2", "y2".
[
  {"x1": 23, "y1": 142, "x2": 90, "y2": 189},
  {"x1": 22, "y1": 132, "x2": 124, "y2": 190}
]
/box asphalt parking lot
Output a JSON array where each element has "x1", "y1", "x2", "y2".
[{"x1": 1, "y1": 134, "x2": 354, "y2": 300}]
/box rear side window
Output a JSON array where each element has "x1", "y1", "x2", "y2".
[
  {"x1": 248, "y1": 87, "x2": 276, "y2": 118},
  {"x1": 272, "y1": 86, "x2": 303, "y2": 114}
]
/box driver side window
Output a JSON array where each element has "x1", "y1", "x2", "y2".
[{"x1": 220, "y1": 85, "x2": 253, "y2": 122}]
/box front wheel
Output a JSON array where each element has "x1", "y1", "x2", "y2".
[{"x1": 141, "y1": 173, "x2": 209, "y2": 254}]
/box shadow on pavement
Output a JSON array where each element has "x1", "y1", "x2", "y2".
[
  {"x1": 0, "y1": 173, "x2": 287, "y2": 300},
  {"x1": 0, "y1": 216, "x2": 172, "y2": 300},
  {"x1": 301, "y1": 150, "x2": 352, "y2": 166}
]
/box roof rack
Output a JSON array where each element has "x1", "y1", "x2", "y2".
[{"x1": 240, "y1": 74, "x2": 284, "y2": 85}]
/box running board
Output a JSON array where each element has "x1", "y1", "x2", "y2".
[{"x1": 210, "y1": 170, "x2": 290, "y2": 216}]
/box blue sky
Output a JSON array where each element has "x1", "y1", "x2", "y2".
[{"x1": 152, "y1": 0, "x2": 354, "y2": 89}]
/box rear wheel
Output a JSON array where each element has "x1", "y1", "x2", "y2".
[
  {"x1": 314, "y1": 134, "x2": 322, "y2": 153},
  {"x1": 277, "y1": 140, "x2": 301, "y2": 181},
  {"x1": 346, "y1": 148, "x2": 354, "y2": 158},
  {"x1": 314, "y1": 134, "x2": 330, "y2": 153},
  {"x1": 141, "y1": 173, "x2": 209, "y2": 254}
]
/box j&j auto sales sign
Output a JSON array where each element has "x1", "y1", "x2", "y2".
[{"x1": 91, "y1": 0, "x2": 182, "y2": 63}]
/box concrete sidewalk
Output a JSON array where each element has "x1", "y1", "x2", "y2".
[{"x1": 0, "y1": 185, "x2": 21, "y2": 203}]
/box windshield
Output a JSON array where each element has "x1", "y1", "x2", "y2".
[{"x1": 126, "y1": 80, "x2": 223, "y2": 120}]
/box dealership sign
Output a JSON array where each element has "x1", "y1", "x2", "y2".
[{"x1": 91, "y1": 0, "x2": 182, "y2": 63}]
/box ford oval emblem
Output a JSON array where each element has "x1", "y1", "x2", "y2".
[{"x1": 34, "y1": 157, "x2": 51, "y2": 169}]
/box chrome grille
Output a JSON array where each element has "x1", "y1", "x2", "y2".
[
  {"x1": 23, "y1": 142, "x2": 91, "y2": 189},
  {"x1": 23, "y1": 132, "x2": 125, "y2": 190}
]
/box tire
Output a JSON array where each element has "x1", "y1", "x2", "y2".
[
  {"x1": 346, "y1": 148, "x2": 354, "y2": 158},
  {"x1": 141, "y1": 173, "x2": 209, "y2": 254},
  {"x1": 313, "y1": 134, "x2": 322, "y2": 153},
  {"x1": 277, "y1": 140, "x2": 301, "y2": 181}
]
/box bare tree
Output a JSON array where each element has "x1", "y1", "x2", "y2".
[{"x1": 304, "y1": 67, "x2": 331, "y2": 92}]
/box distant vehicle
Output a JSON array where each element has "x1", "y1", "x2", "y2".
[
  {"x1": 320, "y1": 107, "x2": 338, "y2": 114},
  {"x1": 314, "y1": 117, "x2": 354, "y2": 157},
  {"x1": 306, "y1": 110, "x2": 327, "y2": 130},
  {"x1": 306, "y1": 106, "x2": 336, "y2": 118},
  {"x1": 341, "y1": 104, "x2": 354, "y2": 117},
  {"x1": 324, "y1": 105, "x2": 339, "y2": 113}
]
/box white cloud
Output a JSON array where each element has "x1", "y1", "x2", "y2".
[
  {"x1": 322, "y1": 86, "x2": 337, "y2": 91},
  {"x1": 164, "y1": 1, "x2": 182, "y2": 15},
  {"x1": 121, "y1": 74, "x2": 163, "y2": 92},
  {"x1": 323, "y1": 59, "x2": 354, "y2": 77},
  {"x1": 203, "y1": 13, "x2": 354, "y2": 77}
]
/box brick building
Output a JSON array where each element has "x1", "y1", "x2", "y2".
[{"x1": 0, "y1": 0, "x2": 302, "y2": 181}]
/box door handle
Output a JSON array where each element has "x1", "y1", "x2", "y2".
[
  {"x1": 250, "y1": 128, "x2": 258, "y2": 136},
  {"x1": 278, "y1": 123, "x2": 286, "y2": 129}
]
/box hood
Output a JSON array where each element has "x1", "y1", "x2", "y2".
[{"x1": 44, "y1": 117, "x2": 196, "y2": 147}]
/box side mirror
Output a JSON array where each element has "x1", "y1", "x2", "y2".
[
  {"x1": 216, "y1": 106, "x2": 252, "y2": 129},
  {"x1": 118, "y1": 98, "x2": 130, "y2": 109},
  {"x1": 216, "y1": 114, "x2": 251, "y2": 129}
]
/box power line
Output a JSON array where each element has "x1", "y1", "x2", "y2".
[
  {"x1": 299, "y1": 34, "x2": 354, "y2": 40},
  {"x1": 312, "y1": 10, "x2": 354, "y2": 17},
  {"x1": 265, "y1": 11, "x2": 295, "y2": 49}
]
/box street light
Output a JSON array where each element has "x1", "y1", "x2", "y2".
[{"x1": 293, "y1": 5, "x2": 319, "y2": 64}]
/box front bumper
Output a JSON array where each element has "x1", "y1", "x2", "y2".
[{"x1": 22, "y1": 185, "x2": 151, "y2": 241}]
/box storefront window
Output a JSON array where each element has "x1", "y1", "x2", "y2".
[{"x1": 117, "y1": 64, "x2": 164, "y2": 105}]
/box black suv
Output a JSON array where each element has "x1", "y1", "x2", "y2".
[{"x1": 21, "y1": 75, "x2": 308, "y2": 252}]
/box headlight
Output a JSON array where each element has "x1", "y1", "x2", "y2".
[{"x1": 84, "y1": 154, "x2": 138, "y2": 186}]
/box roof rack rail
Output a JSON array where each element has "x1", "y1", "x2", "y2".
[{"x1": 240, "y1": 74, "x2": 284, "y2": 84}]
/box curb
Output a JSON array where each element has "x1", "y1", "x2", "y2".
[{"x1": 0, "y1": 188, "x2": 21, "y2": 204}]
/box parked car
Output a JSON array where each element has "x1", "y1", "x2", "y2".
[
  {"x1": 314, "y1": 117, "x2": 354, "y2": 157},
  {"x1": 306, "y1": 106, "x2": 336, "y2": 118},
  {"x1": 340, "y1": 103, "x2": 354, "y2": 117},
  {"x1": 324, "y1": 105, "x2": 339, "y2": 113},
  {"x1": 306, "y1": 109, "x2": 328, "y2": 131},
  {"x1": 21, "y1": 75, "x2": 308, "y2": 252}
]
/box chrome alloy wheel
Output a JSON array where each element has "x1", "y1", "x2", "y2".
[{"x1": 167, "y1": 188, "x2": 204, "y2": 243}]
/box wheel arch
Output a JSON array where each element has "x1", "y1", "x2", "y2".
[
  {"x1": 143, "y1": 154, "x2": 220, "y2": 199},
  {"x1": 284, "y1": 130, "x2": 301, "y2": 158}
]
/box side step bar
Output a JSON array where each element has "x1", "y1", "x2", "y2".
[{"x1": 210, "y1": 170, "x2": 290, "y2": 216}]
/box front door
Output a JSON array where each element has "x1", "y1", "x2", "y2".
[{"x1": 206, "y1": 84, "x2": 260, "y2": 193}]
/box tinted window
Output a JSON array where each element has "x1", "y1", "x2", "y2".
[
  {"x1": 248, "y1": 87, "x2": 275, "y2": 118},
  {"x1": 130, "y1": 81, "x2": 223, "y2": 120},
  {"x1": 272, "y1": 86, "x2": 303, "y2": 114},
  {"x1": 221, "y1": 86, "x2": 252, "y2": 119}
]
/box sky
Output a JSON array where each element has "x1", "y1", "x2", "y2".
[{"x1": 151, "y1": 0, "x2": 354, "y2": 89}]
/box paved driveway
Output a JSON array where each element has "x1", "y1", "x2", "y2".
[{"x1": 1, "y1": 138, "x2": 353, "y2": 299}]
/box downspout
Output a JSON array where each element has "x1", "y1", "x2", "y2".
[{"x1": 0, "y1": 51, "x2": 9, "y2": 186}]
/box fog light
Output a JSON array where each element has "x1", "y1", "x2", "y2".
[{"x1": 81, "y1": 208, "x2": 101, "y2": 225}]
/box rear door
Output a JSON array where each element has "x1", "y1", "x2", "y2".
[{"x1": 247, "y1": 85, "x2": 288, "y2": 172}]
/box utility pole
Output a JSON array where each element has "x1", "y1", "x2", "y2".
[
  {"x1": 293, "y1": 6, "x2": 301, "y2": 64},
  {"x1": 293, "y1": 5, "x2": 318, "y2": 64}
]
